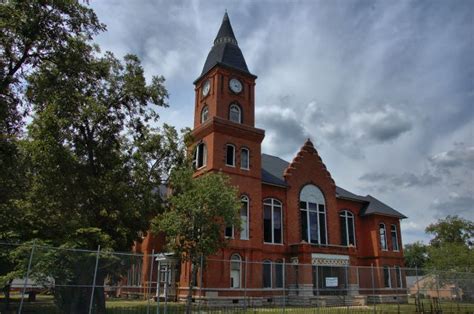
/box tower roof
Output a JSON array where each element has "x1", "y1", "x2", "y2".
[{"x1": 196, "y1": 12, "x2": 255, "y2": 83}]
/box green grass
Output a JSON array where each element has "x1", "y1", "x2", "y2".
[{"x1": 2, "y1": 295, "x2": 474, "y2": 313}]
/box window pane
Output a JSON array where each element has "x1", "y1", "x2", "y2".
[
  {"x1": 383, "y1": 267, "x2": 391, "y2": 288},
  {"x1": 240, "y1": 200, "x2": 248, "y2": 240},
  {"x1": 309, "y1": 211, "x2": 318, "y2": 244},
  {"x1": 301, "y1": 210, "x2": 308, "y2": 242},
  {"x1": 340, "y1": 216, "x2": 347, "y2": 246},
  {"x1": 273, "y1": 207, "x2": 282, "y2": 243},
  {"x1": 391, "y1": 226, "x2": 399, "y2": 250},
  {"x1": 308, "y1": 202, "x2": 317, "y2": 211},
  {"x1": 226, "y1": 145, "x2": 235, "y2": 166},
  {"x1": 201, "y1": 107, "x2": 208, "y2": 123},
  {"x1": 241, "y1": 149, "x2": 249, "y2": 169},
  {"x1": 230, "y1": 105, "x2": 241, "y2": 123},
  {"x1": 275, "y1": 262, "x2": 283, "y2": 288},
  {"x1": 380, "y1": 225, "x2": 387, "y2": 250},
  {"x1": 264, "y1": 205, "x2": 272, "y2": 243},
  {"x1": 225, "y1": 226, "x2": 233, "y2": 238},
  {"x1": 263, "y1": 262, "x2": 272, "y2": 288},
  {"x1": 197, "y1": 144, "x2": 204, "y2": 168},
  {"x1": 300, "y1": 202, "x2": 307, "y2": 210},
  {"x1": 319, "y1": 213, "x2": 327, "y2": 244},
  {"x1": 348, "y1": 217, "x2": 355, "y2": 246}
]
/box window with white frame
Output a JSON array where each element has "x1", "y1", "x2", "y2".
[
  {"x1": 201, "y1": 106, "x2": 209, "y2": 123},
  {"x1": 230, "y1": 254, "x2": 241, "y2": 288},
  {"x1": 340, "y1": 210, "x2": 356, "y2": 246},
  {"x1": 240, "y1": 196, "x2": 249, "y2": 240},
  {"x1": 391, "y1": 224, "x2": 399, "y2": 251},
  {"x1": 193, "y1": 142, "x2": 207, "y2": 169},
  {"x1": 263, "y1": 198, "x2": 283, "y2": 244},
  {"x1": 226, "y1": 144, "x2": 235, "y2": 167},
  {"x1": 395, "y1": 266, "x2": 403, "y2": 288},
  {"x1": 263, "y1": 260, "x2": 272, "y2": 288},
  {"x1": 300, "y1": 185, "x2": 327, "y2": 245},
  {"x1": 379, "y1": 223, "x2": 388, "y2": 250},
  {"x1": 229, "y1": 103, "x2": 241, "y2": 123},
  {"x1": 240, "y1": 147, "x2": 249, "y2": 170}
]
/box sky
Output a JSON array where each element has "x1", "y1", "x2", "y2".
[{"x1": 90, "y1": 0, "x2": 473, "y2": 244}]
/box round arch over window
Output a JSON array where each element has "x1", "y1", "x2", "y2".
[
  {"x1": 299, "y1": 185, "x2": 327, "y2": 244},
  {"x1": 230, "y1": 254, "x2": 241, "y2": 288},
  {"x1": 229, "y1": 103, "x2": 242, "y2": 123},
  {"x1": 201, "y1": 106, "x2": 209, "y2": 123}
]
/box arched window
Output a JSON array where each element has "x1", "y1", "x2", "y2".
[
  {"x1": 391, "y1": 225, "x2": 399, "y2": 251},
  {"x1": 340, "y1": 210, "x2": 355, "y2": 246},
  {"x1": 230, "y1": 254, "x2": 241, "y2": 288},
  {"x1": 193, "y1": 142, "x2": 207, "y2": 169},
  {"x1": 240, "y1": 147, "x2": 249, "y2": 170},
  {"x1": 263, "y1": 198, "x2": 283, "y2": 244},
  {"x1": 226, "y1": 144, "x2": 235, "y2": 167},
  {"x1": 201, "y1": 106, "x2": 209, "y2": 123},
  {"x1": 379, "y1": 223, "x2": 387, "y2": 250},
  {"x1": 229, "y1": 103, "x2": 241, "y2": 123},
  {"x1": 300, "y1": 185, "x2": 327, "y2": 244},
  {"x1": 240, "y1": 196, "x2": 249, "y2": 240},
  {"x1": 263, "y1": 260, "x2": 272, "y2": 288},
  {"x1": 274, "y1": 260, "x2": 284, "y2": 288}
]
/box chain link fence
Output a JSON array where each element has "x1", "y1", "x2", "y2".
[{"x1": 1, "y1": 242, "x2": 473, "y2": 313}]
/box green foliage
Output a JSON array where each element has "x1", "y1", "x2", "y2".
[
  {"x1": 426, "y1": 215, "x2": 474, "y2": 248},
  {"x1": 153, "y1": 167, "x2": 241, "y2": 264},
  {"x1": 404, "y1": 241, "x2": 428, "y2": 269}
]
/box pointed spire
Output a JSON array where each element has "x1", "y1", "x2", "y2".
[
  {"x1": 214, "y1": 11, "x2": 238, "y2": 45},
  {"x1": 196, "y1": 11, "x2": 255, "y2": 83}
]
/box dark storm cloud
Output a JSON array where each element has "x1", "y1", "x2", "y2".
[
  {"x1": 360, "y1": 171, "x2": 439, "y2": 191},
  {"x1": 429, "y1": 143, "x2": 474, "y2": 172},
  {"x1": 432, "y1": 192, "x2": 474, "y2": 219}
]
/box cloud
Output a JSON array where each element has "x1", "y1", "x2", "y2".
[
  {"x1": 431, "y1": 192, "x2": 474, "y2": 219},
  {"x1": 429, "y1": 143, "x2": 474, "y2": 171},
  {"x1": 359, "y1": 171, "x2": 439, "y2": 192}
]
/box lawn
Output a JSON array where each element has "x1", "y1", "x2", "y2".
[{"x1": 1, "y1": 295, "x2": 474, "y2": 313}]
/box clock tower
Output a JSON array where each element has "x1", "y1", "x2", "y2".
[{"x1": 191, "y1": 12, "x2": 265, "y2": 241}]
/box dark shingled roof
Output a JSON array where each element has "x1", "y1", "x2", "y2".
[
  {"x1": 261, "y1": 153, "x2": 406, "y2": 219},
  {"x1": 197, "y1": 12, "x2": 254, "y2": 82}
]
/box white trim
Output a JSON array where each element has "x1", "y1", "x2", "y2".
[
  {"x1": 230, "y1": 254, "x2": 241, "y2": 289},
  {"x1": 240, "y1": 196, "x2": 249, "y2": 240},
  {"x1": 263, "y1": 260, "x2": 272, "y2": 289},
  {"x1": 263, "y1": 198, "x2": 283, "y2": 244},
  {"x1": 225, "y1": 144, "x2": 236, "y2": 167},
  {"x1": 391, "y1": 224, "x2": 400, "y2": 251},
  {"x1": 240, "y1": 147, "x2": 250, "y2": 170},
  {"x1": 379, "y1": 223, "x2": 388, "y2": 251}
]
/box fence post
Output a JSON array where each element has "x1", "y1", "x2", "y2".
[
  {"x1": 156, "y1": 260, "x2": 161, "y2": 314},
  {"x1": 371, "y1": 264, "x2": 376, "y2": 314},
  {"x1": 244, "y1": 257, "x2": 248, "y2": 311},
  {"x1": 282, "y1": 259, "x2": 286, "y2": 314},
  {"x1": 88, "y1": 245, "x2": 101, "y2": 314},
  {"x1": 18, "y1": 240, "x2": 36, "y2": 314},
  {"x1": 147, "y1": 250, "x2": 155, "y2": 314},
  {"x1": 199, "y1": 255, "x2": 203, "y2": 314}
]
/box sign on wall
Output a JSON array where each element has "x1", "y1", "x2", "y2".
[{"x1": 325, "y1": 277, "x2": 338, "y2": 287}]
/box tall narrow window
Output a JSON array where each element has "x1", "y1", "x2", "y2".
[
  {"x1": 300, "y1": 185, "x2": 327, "y2": 244},
  {"x1": 230, "y1": 254, "x2": 241, "y2": 288},
  {"x1": 340, "y1": 210, "x2": 355, "y2": 246},
  {"x1": 229, "y1": 103, "x2": 241, "y2": 123},
  {"x1": 274, "y1": 260, "x2": 284, "y2": 288},
  {"x1": 201, "y1": 106, "x2": 209, "y2": 123},
  {"x1": 391, "y1": 225, "x2": 399, "y2": 251},
  {"x1": 395, "y1": 266, "x2": 403, "y2": 288},
  {"x1": 263, "y1": 260, "x2": 272, "y2": 288},
  {"x1": 194, "y1": 142, "x2": 207, "y2": 169},
  {"x1": 263, "y1": 199, "x2": 283, "y2": 244},
  {"x1": 226, "y1": 144, "x2": 235, "y2": 167},
  {"x1": 240, "y1": 148, "x2": 249, "y2": 170},
  {"x1": 240, "y1": 196, "x2": 249, "y2": 240},
  {"x1": 379, "y1": 224, "x2": 387, "y2": 250},
  {"x1": 383, "y1": 266, "x2": 391, "y2": 288}
]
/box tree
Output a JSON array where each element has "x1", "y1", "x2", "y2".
[
  {"x1": 425, "y1": 216, "x2": 474, "y2": 300},
  {"x1": 4, "y1": 35, "x2": 184, "y2": 312},
  {"x1": 0, "y1": 0, "x2": 104, "y2": 307},
  {"x1": 404, "y1": 241, "x2": 428, "y2": 269},
  {"x1": 426, "y1": 215, "x2": 474, "y2": 248},
  {"x1": 152, "y1": 167, "x2": 241, "y2": 314}
]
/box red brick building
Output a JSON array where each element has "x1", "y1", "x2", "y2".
[{"x1": 136, "y1": 12, "x2": 407, "y2": 305}]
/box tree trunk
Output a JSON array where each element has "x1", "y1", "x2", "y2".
[{"x1": 185, "y1": 262, "x2": 197, "y2": 314}]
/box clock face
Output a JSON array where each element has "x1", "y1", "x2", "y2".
[
  {"x1": 202, "y1": 79, "x2": 211, "y2": 97},
  {"x1": 229, "y1": 78, "x2": 243, "y2": 94}
]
